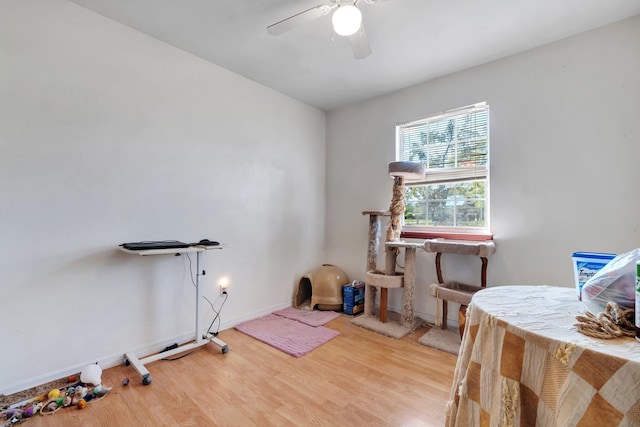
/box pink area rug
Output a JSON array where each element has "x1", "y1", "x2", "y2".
[
  {"x1": 234, "y1": 314, "x2": 340, "y2": 357},
  {"x1": 272, "y1": 307, "x2": 341, "y2": 327}
]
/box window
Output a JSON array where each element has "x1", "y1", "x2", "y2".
[{"x1": 396, "y1": 102, "x2": 490, "y2": 238}]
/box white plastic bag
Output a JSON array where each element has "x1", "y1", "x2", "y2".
[{"x1": 581, "y1": 248, "x2": 639, "y2": 313}]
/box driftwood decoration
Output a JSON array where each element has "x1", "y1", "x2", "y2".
[{"x1": 386, "y1": 175, "x2": 405, "y2": 242}]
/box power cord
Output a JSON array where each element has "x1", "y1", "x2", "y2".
[
  {"x1": 207, "y1": 291, "x2": 228, "y2": 337},
  {"x1": 162, "y1": 347, "x2": 202, "y2": 361},
  {"x1": 160, "y1": 254, "x2": 228, "y2": 362},
  {"x1": 185, "y1": 253, "x2": 197, "y2": 287},
  {"x1": 185, "y1": 253, "x2": 215, "y2": 311},
  {"x1": 162, "y1": 295, "x2": 228, "y2": 362},
  {"x1": 183, "y1": 253, "x2": 228, "y2": 335}
]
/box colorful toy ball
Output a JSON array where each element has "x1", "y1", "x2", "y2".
[
  {"x1": 47, "y1": 389, "x2": 61, "y2": 399},
  {"x1": 77, "y1": 399, "x2": 87, "y2": 409},
  {"x1": 122, "y1": 377, "x2": 129, "y2": 386}
]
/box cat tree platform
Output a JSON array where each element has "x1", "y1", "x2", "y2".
[
  {"x1": 352, "y1": 241, "x2": 423, "y2": 339},
  {"x1": 424, "y1": 239, "x2": 496, "y2": 338}
]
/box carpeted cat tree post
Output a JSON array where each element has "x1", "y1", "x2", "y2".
[{"x1": 354, "y1": 161, "x2": 425, "y2": 338}]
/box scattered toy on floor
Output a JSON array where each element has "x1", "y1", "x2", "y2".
[
  {"x1": 71, "y1": 386, "x2": 88, "y2": 406},
  {"x1": 2, "y1": 366, "x2": 112, "y2": 424},
  {"x1": 80, "y1": 364, "x2": 102, "y2": 387}
]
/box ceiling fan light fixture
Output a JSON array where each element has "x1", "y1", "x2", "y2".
[{"x1": 332, "y1": 5, "x2": 362, "y2": 36}]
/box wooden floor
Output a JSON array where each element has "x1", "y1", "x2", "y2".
[{"x1": 26, "y1": 315, "x2": 457, "y2": 426}]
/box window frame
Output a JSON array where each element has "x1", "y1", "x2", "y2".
[{"x1": 396, "y1": 102, "x2": 492, "y2": 241}]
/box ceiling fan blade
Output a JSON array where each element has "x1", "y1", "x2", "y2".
[
  {"x1": 349, "y1": 25, "x2": 372, "y2": 59},
  {"x1": 267, "y1": 4, "x2": 335, "y2": 36}
]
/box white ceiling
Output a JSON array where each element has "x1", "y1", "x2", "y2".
[{"x1": 69, "y1": 0, "x2": 640, "y2": 111}]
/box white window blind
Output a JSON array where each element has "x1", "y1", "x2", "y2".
[
  {"x1": 396, "y1": 103, "x2": 490, "y2": 232},
  {"x1": 397, "y1": 103, "x2": 489, "y2": 184}
]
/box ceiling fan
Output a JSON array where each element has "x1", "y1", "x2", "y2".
[{"x1": 267, "y1": 0, "x2": 385, "y2": 59}]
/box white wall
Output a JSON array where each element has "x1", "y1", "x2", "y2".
[
  {"x1": 0, "y1": 0, "x2": 326, "y2": 393},
  {"x1": 325, "y1": 15, "x2": 640, "y2": 326}
]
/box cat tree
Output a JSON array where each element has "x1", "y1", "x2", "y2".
[{"x1": 352, "y1": 161, "x2": 425, "y2": 338}]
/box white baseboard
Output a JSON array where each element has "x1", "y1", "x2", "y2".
[
  {"x1": 216, "y1": 301, "x2": 292, "y2": 330},
  {"x1": 1, "y1": 301, "x2": 293, "y2": 397}
]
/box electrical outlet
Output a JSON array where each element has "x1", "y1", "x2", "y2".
[{"x1": 219, "y1": 277, "x2": 229, "y2": 295}]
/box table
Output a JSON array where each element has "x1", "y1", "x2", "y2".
[
  {"x1": 120, "y1": 244, "x2": 228, "y2": 385},
  {"x1": 446, "y1": 285, "x2": 640, "y2": 427}
]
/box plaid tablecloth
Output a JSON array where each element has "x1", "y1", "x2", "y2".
[{"x1": 446, "y1": 285, "x2": 640, "y2": 427}]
